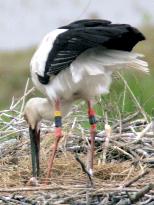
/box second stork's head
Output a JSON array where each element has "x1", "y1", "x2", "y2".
[{"x1": 23, "y1": 97, "x2": 73, "y2": 135}]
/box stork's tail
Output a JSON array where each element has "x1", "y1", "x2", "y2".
[
  {"x1": 124, "y1": 54, "x2": 149, "y2": 73},
  {"x1": 70, "y1": 47, "x2": 149, "y2": 83}
]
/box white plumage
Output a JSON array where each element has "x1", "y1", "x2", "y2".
[{"x1": 24, "y1": 19, "x2": 149, "y2": 180}]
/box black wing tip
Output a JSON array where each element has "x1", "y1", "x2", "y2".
[
  {"x1": 108, "y1": 23, "x2": 146, "y2": 41},
  {"x1": 126, "y1": 24, "x2": 145, "y2": 39},
  {"x1": 137, "y1": 32, "x2": 146, "y2": 41}
]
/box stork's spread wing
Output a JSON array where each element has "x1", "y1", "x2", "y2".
[{"x1": 41, "y1": 19, "x2": 145, "y2": 83}]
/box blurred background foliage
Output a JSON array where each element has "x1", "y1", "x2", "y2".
[{"x1": 0, "y1": 0, "x2": 153, "y2": 115}]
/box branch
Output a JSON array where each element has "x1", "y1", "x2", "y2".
[{"x1": 122, "y1": 170, "x2": 149, "y2": 188}]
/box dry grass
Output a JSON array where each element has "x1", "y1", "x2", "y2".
[{"x1": 0, "y1": 136, "x2": 142, "y2": 188}]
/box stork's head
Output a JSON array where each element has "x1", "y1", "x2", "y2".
[
  {"x1": 23, "y1": 97, "x2": 54, "y2": 139},
  {"x1": 24, "y1": 97, "x2": 73, "y2": 131}
]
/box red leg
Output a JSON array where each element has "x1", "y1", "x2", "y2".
[
  {"x1": 87, "y1": 100, "x2": 97, "y2": 176},
  {"x1": 46, "y1": 99, "x2": 63, "y2": 183}
]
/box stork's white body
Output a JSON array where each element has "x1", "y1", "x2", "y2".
[{"x1": 30, "y1": 29, "x2": 148, "y2": 104}]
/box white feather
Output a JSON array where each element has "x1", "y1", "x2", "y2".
[{"x1": 70, "y1": 46, "x2": 149, "y2": 83}]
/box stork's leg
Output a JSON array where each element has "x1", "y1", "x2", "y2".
[
  {"x1": 87, "y1": 100, "x2": 97, "y2": 176},
  {"x1": 29, "y1": 126, "x2": 40, "y2": 177},
  {"x1": 46, "y1": 99, "x2": 63, "y2": 181}
]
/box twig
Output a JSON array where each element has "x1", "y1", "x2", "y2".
[
  {"x1": 0, "y1": 128, "x2": 27, "y2": 141},
  {"x1": 122, "y1": 82, "x2": 127, "y2": 112},
  {"x1": 93, "y1": 187, "x2": 147, "y2": 195},
  {"x1": 122, "y1": 165, "x2": 134, "y2": 185},
  {"x1": 121, "y1": 170, "x2": 149, "y2": 188},
  {"x1": 102, "y1": 124, "x2": 112, "y2": 164},
  {"x1": 10, "y1": 87, "x2": 35, "y2": 110},
  {"x1": 53, "y1": 190, "x2": 86, "y2": 205},
  {"x1": 130, "y1": 183, "x2": 154, "y2": 203},
  {"x1": 113, "y1": 145, "x2": 134, "y2": 160},
  {"x1": 0, "y1": 196, "x2": 29, "y2": 205},
  {"x1": 0, "y1": 185, "x2": 91, "y2": 192},
  {"x1": 19, "y1": 78, "x2": 30, "y2": 117},
  {"x1": 0, "y1": 186, "x2": 149, "y2": 193},
  {"x1": 118, "y1": 72, "x2": 149, "y2": 122},
  {"x1": 136, "y1": 122, "x2": 152, "y2": 140},
  {"x1": 112, "y1": 111, "x2": 139, "y2": 129}
]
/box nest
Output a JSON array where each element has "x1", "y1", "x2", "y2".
[
  {"x1": 0, "y1": 136, "x2": 141, "y2": 187},
  {"x1": 0, "y1": 82, "x2": 154, "y2": 204}
]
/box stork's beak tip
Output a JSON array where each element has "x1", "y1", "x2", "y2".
[{"x1": 27, "y1": 177, "x2": 39, "y2": 186}]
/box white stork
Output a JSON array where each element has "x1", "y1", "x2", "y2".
[{"x1": 24, "y1": 19, "x2": 149, "y2": 181}]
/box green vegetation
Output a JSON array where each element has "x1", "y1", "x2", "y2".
[
  {"x1": 0, "y1": 47, "x2": 35, "y2": 109},
  {"x1": 0, "y1": 26, "x2": 154, "y2": 116}
]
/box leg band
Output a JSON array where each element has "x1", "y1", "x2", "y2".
[
  {"x1": 54, "y1": 111, "x2": 62, "y2": 127},
  {"x1": 54, "y1": 111, "x2": 61, "y2": 116},
  {"x1": 54, "y1": 110, "x2": 62, "y2": 138},
  {"x1": 55, "y1": 116, "x2": 62, "y2": 127},
  {"x1": 88, "y1": 108, "x2": 97, "y2": 125}
]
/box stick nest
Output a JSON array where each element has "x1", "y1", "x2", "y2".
[{"x1": 0, "y1": 83, "x2": 154, "y2": 204}]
